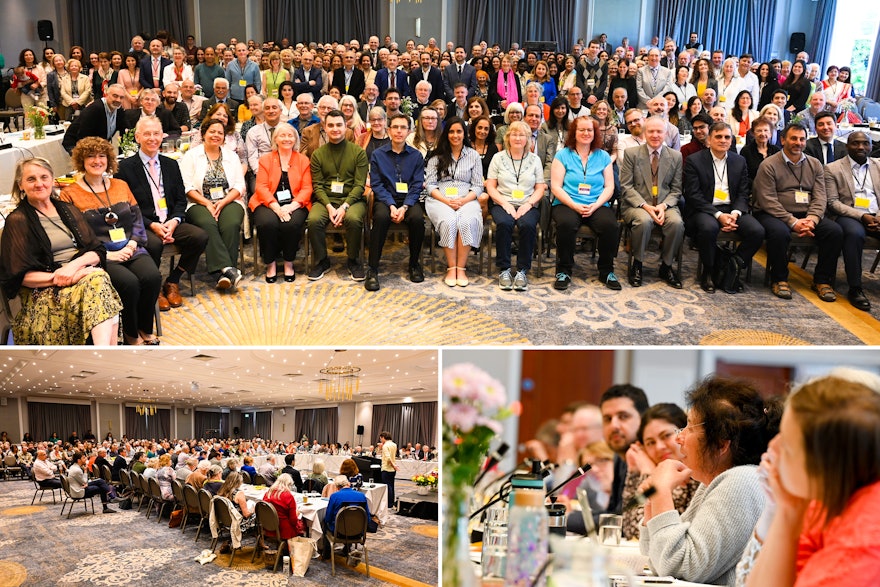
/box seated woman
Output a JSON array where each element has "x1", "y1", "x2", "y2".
[
  {"x1": 756, "y1": 104, "x2": 784, "y2": 147},
  {"x1": 549, "y1": 116, "x2": 619, "y2": 291},
  {"x1": 59, "y1": 138, "x2": 161, "y2": 345},
  {"x1": 357, "y1": 106, "x2": 390, "y2": 159},
  {"x1": 622, "y1": 403, "x2": 700, "y2": 539},
  {"x1": 180, "y1": 117, "x2": 246, "y2": 291},
  {"x1": 339, "y1": 94, "x2": 367, "y2": 141},
  {"x1": 679, "y1": 96, "x2": 704, "y2": 136},
  {"x1": 425, "y1": 117, "x2": 485, "y2": 287},
  {"x1": 0, "y1": 158, "x2": 121, "y2": 345},
  {"x1": 740, "y1": 117, "x2": 781, "y2": 183},
  {"x1": 821, "y1": 65, "x2": 854, "y2": 112},
  {"x1": 407, "y1": 107, "x2": 441, "y2": 158},
  {"x1": 143, "y1": 457, "x2": 159, "y2": 479},
  {"x1": 156, "y1": 453, "x2": 177, "y2": 501},
  {"x1": 728, "y1": 90, "x2": 760, "y2": 140},
  {"x1": 521, "y1": 82, "x2": 550, "y2": 122},
  {"x1": 591, "y1": 99, "x2": 618, "y2": 165},
  {"x1": 309, "y1": 460, "x2": 329, "y2": 486},
  {"x1": 488, "y1": 55, "x2": 523, "y2": 114},
  {"x1": 216, "y1": 471, "x2": 257, "y2": 533},
  {"x1": 203, "y1": 465, "x2": 224, "y2": 495},
  {"x1": 740, "y1": 368, "x2": 880, "y2": 587},
  {"x1": 240, "y1": 455, "x2": 257, "y2": 479},
  {"x1": 465, "y1": 96, "x2": 491, "y2": 128},
  {"x1": 559, "y1": 441, "x2": 616, "y2": 533},
  {"x1": 542, "y1": 96, "x2": 570, "y2": 153},
  {"x1": 190, "y1": 103, "x2": 248, "y2": 175},
  {"x1": 485, "y1": 120, "x2": 545, "y2": 292},
  {"x1": 339, "y1": 458, "x2": 363, "y2": 488},
  {"x1": 469, "y1": 115, "x2": 498, "y2": 179},
  {"x1": 531, "y1": 60, "x2": 557, "y2": 106},
  {"x1": 263, "y1": 473, "x2": 303, "y2": 566},
  {"x1": 250, "y1": 123, "x2": 312, "y2": 283},
  {"x1": 494, "y1": 102, "x2": 525, "y2": 149},
  {"x1": 428, "y1": 99, "x2": 448, "y2": 127},
  {"x1": 639, "y1": 376, "x2": 782, "y2": 586}
]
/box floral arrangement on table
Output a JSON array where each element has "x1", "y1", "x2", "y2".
[
  {"x1": 837, "y1": 98, "x2": 862, "y2": 125},
  {"x1": 26, "y1": 105, "x2": 50, "y2": 139},
  {"x1": 119, "y1": 128, "x2": 138, "y2": 157},
  {"x1": 412, "y1": 470, "x2": 438, "y2": 489},
  {"x1": 400, "y1": 95, "x2": 415, "y2": 118},
  {"x1": 442, "y1": 362, "x2": 519, "y2": 587}
]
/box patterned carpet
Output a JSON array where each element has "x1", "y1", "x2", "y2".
[
  {"x1": 153, "y1": 236, "x2": 880, "y2": 346},
  {"x1": 0, "y1": 479, "x2": 437, "y2": 587}
]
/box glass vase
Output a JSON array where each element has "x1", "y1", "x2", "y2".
[
  {"x1": 33, "y1": 124, "x2": 45, "y2": 140},
  {"x1": 442, "y1": 486, "x2": 475, "y2": 587}
]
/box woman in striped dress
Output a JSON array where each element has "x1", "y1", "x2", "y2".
[{"x1": 425, "y1": 117, "x2": 485, "y2": 287}]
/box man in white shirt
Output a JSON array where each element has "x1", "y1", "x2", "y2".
[
  {"x1": 179, "y1": 79, "x2": 206, "y2": 126},
  {"x1": 33, "y1": 449, "x2": 62, "y2": 488},
  {"x1": 735, "y1": 53, "x2": 760, "y2": 107},
  {"x1": 617, "y1": 109, "x2": 646, "y2": 160}
]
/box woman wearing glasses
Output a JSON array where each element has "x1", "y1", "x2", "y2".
[
  {"x1": 0, "y1": 158, "x2": 122, "y2": 345},
  {"x1": 59, "y1": 138, "x2": 161, "y2": 345},
  {"x1": 638, "y1": 376, "x2": 782, "y2": 586}
]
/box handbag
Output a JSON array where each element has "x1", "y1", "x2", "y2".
[
  {"x1": 117, "y1": 497, "x2": 133, "y2": 510},
  {"x1": 290, "y1": 536, "x2": 316, "y2": 577},
  {"x1": 168, "y1": 508, "x2": 184, "y2": 528}
]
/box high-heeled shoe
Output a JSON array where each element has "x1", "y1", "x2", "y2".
[
  {"x1": 456, "y1": 267, "x2": 469, "y2": 287},
  {"x1": 265, "y1": 274, "x2": 277, "y2": 283},
  {"x1": 444, "y1": 267, "x2": 457, "y2": 287},
  {"x1": 284, "y1": 272, "x2": 295, "y2": 283}
]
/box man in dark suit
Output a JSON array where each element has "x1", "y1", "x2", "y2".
[
  {"x1": 804, "y1": 111, "x2": 847, "y2": 165},
  {"x1": 62, "y1": 83, "x2": 126, "y2": 151},
  {"x1": 138, "y1": 38, "x2": 172, "y2": 91},
  {"x1": 409, "y1": 52, "x2": 444, "y2": 103},
  {"x1": 443, "y1": 46, "x2": 478, "y2": 99},
  {"x1": 202, "y1": 78, "x2": 240, "y2": 122},
  {"x1": 159, "y1": 83, "x2": 191, "y2": 132},
  {"x1": 331, "y1": 50, "x2": 366, "y2": 99},
  {"x1": 114, "y1": 116, "x2": 208, "y2": 311},
  {"x1": 121, "y1": 89, "x2": 181, "y2": 137},
  {"x1": 824, "y1": 131, "x2": 879, "y2": 311},
  {"x1": 291, "y1": 51, "x2": 323, "y2": 103},
  {"x1": 356, "y1": 84, "x2": 380, "y2": 121},
  {"x1": 683, "y1": 122, "x2": 765, "y2": 292},
  {"x1": 620, "y1": 116, "x2": 685, "y2": 288},
  {"x1": 374, "y1": 53, "x2": 409, "y2": 98}
]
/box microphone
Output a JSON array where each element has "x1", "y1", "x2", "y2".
[
  {"x1": 474, "y1": 442, "x2": 510, "y2": 486},
  {"x1": 545, "y1": 465, "x2": 590, "y2": 498},
  {"x1": 623, "y1": 485, "x2": 658, "y2": 510},
  {"x1": 469, "y1": 466, "x2": 554, "y2": 521}
]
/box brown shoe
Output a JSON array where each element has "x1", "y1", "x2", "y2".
[
  {"x1": 157, "y1": 292, "x2": 171, "y2": 312},
  {"x1": 163, "y1": 282, "x2": 183, "y2": 308}
]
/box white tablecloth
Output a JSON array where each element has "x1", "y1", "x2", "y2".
[
  {"x1": 240, "y1": 484, "x2": 329, "y2": 540},
  {"x1": 293, "y1": 453, "x2": 437, "y2": 479},
  {"x1": 0, "y1": 131, "x2": 71, "y2": 190}
]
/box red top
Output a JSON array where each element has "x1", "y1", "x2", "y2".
[
  {"x1": 263, "y1": 489, "x2": 303, "y2": 540},
  {"x1": 249, "y1": 150, "x2": 313, "y2": 212}
]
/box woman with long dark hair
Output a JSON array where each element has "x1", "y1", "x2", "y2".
[
  {"x1": 782, "y1": 60, "x2": 811, "y2": 112},
  {"x1": 756, "y1": 62, "x2": 780, "y2": 109}
]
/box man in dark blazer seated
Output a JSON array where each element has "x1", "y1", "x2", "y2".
[
  {"x1": 138, "y1": 38, "x2": 172, "y2": 91},
  {"x1": 443, "y1": 46, "x2": 478, "y2": 99},
  {"x1": 121, "y1": 88, "x2": 181, "y2": 138},
  {"x1": 409, "y1": 52, "x2": 445, "y2": 103},
  {"x1": 374, "y1": 53, "x2": 409, "y2": 99},
  {"x1": 683, "y1": 122, "x2": 765, "y2": 293},
  {"x1": 62, "y1": 83, "x2": 127, "y2": 152},
  {"x1": 804, "y1": 111, "x2": 847, "y2": 165},
  {"x1": 331, "y1": 50, "x2": 366, "y2": 100},
  {"x1": 824, "y1": 131, "x2": 880, "y2": 311},
  {"x1": 356, "y1": 83, "x2": 380, "y2": 121},
  {"x1": 291, "y1": 51, "x2": 323, "y2": 103},
  {"x1": 114, "y1": 117, "x2": 208, "y2": 311},
  {"x1": 202, "y1": 78, "x2": 240, "y2": 122}
]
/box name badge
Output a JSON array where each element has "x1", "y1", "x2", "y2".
[
  {"x1": 652, "y1": 186, "x2": 659, "y2": 197},
  {"x1": 855, "y1": 195, "x2": 871, "y2": 210},
  {"x1": 794, "y1": 190, "x2": 810, "y2": 204},
  {"x1": 276, "y1": 189, "x2": 292, "y2": 204},
  {"x1": 331, "y1": 181, "x2": 345, "y2": 194},
  {"x1": 511, "y1": 189, "x2": 526, "y2": 201},
  {"x1": 578, "y1": 183, "x2": 591, "y2": 197},
  {"x1": 158, "y1": 197, "x2": 167, "y2": 211},
  {"x1": 209, "y1": 186, "x2": 225, "y2": 201},
  {"x1": 445, "y1": 187, "x2": 459, "y2": 197},
  {"x1": 713, "y1": 189, "x2": 730, "y2": 205},
  {"x1": 719, "y1": 95, "x2": 726, "y2": 102},
  {"x1": 239, "y1": 79, "x2": 247, "y2": 87},
  {"x1": 108, "y1": 227, "x2": 126, "y2": 242},
  {"x1": 395, "y1": 182, "x2": 408, "y2": 193}
]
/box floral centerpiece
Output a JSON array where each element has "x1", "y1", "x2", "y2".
[
  {"x1": 837, "y1": 98, "x2": 862, "y2": 125},
  {"x1": 26, "y1": 106, "x2": 50, "y2": 139},
  {"x1": 119, "y1": 128, "x2": 138, "y2": 157},
  {"x1": 400, "y1": 95, "x2": 415, "y2": 118},
  {"x1": 442, "y1": 363, "x2": 518, "y2": 587},
  {"x1": 412, "y1": 470, "x2": 438, "y2": 493}
]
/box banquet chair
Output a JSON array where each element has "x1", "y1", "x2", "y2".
[
  {"x1": 483, "y1": 195, "x2": 550, "y2": 277},
  {"x1": 240, "y1": 471, "x2": 252, "y2": 484},
  {"x1": 194, "y1": 488, "x2": 212, "y2": 542},
  {"x1": 59, "y1": 475, "x2": 96, "y2": 519},
  {"x1": 30, "y1": 469, "x2": 61, "y2": 505},
  {"x1": 146, "y1": 477, "x2": 174, "y2": 521},
  {"x1": 211, "y1": 497, "x2": 247, "y2": 566},
  {"x1": 327, "y1": 505, "x2": 370, "y2": 577},
  {"x1": 3, "y1": 454, "x2": 23, "y2": 480},
  {"x1": 181, "y1": 484, "x2": 202, "y2": 533},
  {"x1": 253, "y1": 473, "x2": 269, "y2": 486},
  {"x1": 128, "y1": 472, "x2": 144, "y2": 507},
  {"x1": 136, "y1": 475, "x2": 151, "y2": 513},
  {"x1": 0, "y1": 88, "x2": 24, "y2": 132},
  {"x1": 303, "y1": 478, "x2": 325, "y2": 494},
  {"x1": 171, "y1": 479, "x2": 186, "y2": 517},
  {"x1": 252, "y1": 501, "x2": 288, "y2": 571}
]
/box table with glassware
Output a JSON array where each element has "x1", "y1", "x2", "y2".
[{"x1": 0, "y1": 128, "x2": 72, "y2": 190}]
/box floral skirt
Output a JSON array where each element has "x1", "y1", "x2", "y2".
[{"x1": 13, "y1": 270, "x2": 123, "y2": 345}]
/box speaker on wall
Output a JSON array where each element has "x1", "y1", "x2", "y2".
[
  {"x1": 356, "y1": 424, "x2": 365, "y2": 435},
  {"x1": 37, "y1": 20, "x2": 54, "y2": 41},
  {"x1": 280, "y1": 408, "x2": 286, "y2": 416},
  {"x1": 789, "y1": 32, "x2": 806, "y2": 54}
]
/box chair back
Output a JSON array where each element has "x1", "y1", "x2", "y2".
[
  {"x1": 148, "y1": 476, "x2": 162, "y2": 500},
  {"x1": 4, "y1": 454, "x2": 17, "y2": 467},
  {"x1": 254, "y1": 500, "x2": 280, "y2": 533},
  {"x1": 59, "y1": 474, "x2": 72, "y2": 497},
  {"x1": 304, "y1": 478, "x2": 325, "y2": 493},
  {"x1": 101, "y1": 464, "x2": 112, "y2": 483},
  {"x1": 334, "y1": 505, "x2": 368, "y2": 544},
  {"x1": 171, "y1": 478, "x2": 185, "y2": 504},
  {"x1": 240, "y1": 471, "x2": 251, "y2": 484},
  {"x1": 253, "y1": 473, "x2": 268, "y2": 486},
  {"x1": 4, "y1": 88, "x2": 22, "y2": 109},
  {"x1": 139, "y1": 474, "x2": 150, "y2": 496},
  {"x1": 213, "y1": 496, "x2": 234, "y2": 528},
  {"x1": 183, "y1": 484, "x2": 200, "y2": 512},
  {"x1": 197, "y1": 488, "x2": 212, "y2": 517},
  {"x1": 119, "y1": 469, "x2": 130, "y2": 488}
]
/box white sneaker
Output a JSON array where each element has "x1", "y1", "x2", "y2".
[
  {"x1": 513, "y1": 270, "x2": 528, "y2": 291},
  {"x1": 499, "y1": 268, "x2": 513, "y2": 290}
]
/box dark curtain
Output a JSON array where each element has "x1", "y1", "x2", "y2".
[
  {"x1": 27, "y1": 401, "x2": 90, "y2": 443},
  {"x1": 867, "y1": 25, "x2": 880, "y2": 99},
  {"x1": 655, "y1": 0, "x2": 776, "y2": 62},
  {"x1": 241, "y1": 412, "x2": 256, "y2": 438},
  {"x1": 124, "y1": 407, "x2": 170, "y2": 440},
  {"x1": 255, "y1": 411, "x2": 272, "y2": 439},
  {"x1": 294, "y1": 407, "x2": 339, "y2": 444},
  {"x1": 808, "y1": 0, "x2": 836, "y2": 68},
  {"x1": 263, "y1": 0, "x2": 381, "y2": 45},
  {"x1": 194, "y1": 411, "x2": 226, "y2": 439},
  {"x1": 70, "y1": 0, "x2": 190, "y2": 55},
  {"x1": 371, "y1": 402, "x2": 437, "y2": 446},
  {"x1": 457, "y1": 0, "x2": 575, "y2": 53}
]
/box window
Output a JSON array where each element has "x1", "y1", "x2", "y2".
[{"x1": 828, "y1": 0, "x2": 880, "y2": 94}]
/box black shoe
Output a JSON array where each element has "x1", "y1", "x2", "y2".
[
  {"x1": 308, "y1": 258, "x2": 331, "y2": 281},
  {"x1": 848, "y1": 287, "x2": 872, "y2": 311},
  {"x1": 601, "y1": 273, "x2": 622, "y2": 291},
  {"x1": 700, "y1": 275, "x2": 715, "y2": 293},
  {"x1": 659, "y1": 263, "x2": 683, "y2": 289},
  {"x1": 332, "y1": 234, "x2": 345, "y2": 253},
  {"x1": 628, "y1": 261, "x2": 642, "y2": 287},
  {"x1": 409, "y1": 262, "x2": 425, "y2": 283},
  {"x1": 103, "y1": 506, "x2": 117, "y2": 513},
  {"x1": 554, "y1": 272, "x2": 571, "y2": 290},
  {"x1": 265, "y1": 274, "x2": 277, "y2": 284},
  {"x1": 348, "y1": 260, "x2": 366, "y2": 281},
  {"x1": 284, "y1": 272, "x2": 295, "y2": 283},
  {"x1": 364, "y1": 268, "x2": 380, "y2": 291}
]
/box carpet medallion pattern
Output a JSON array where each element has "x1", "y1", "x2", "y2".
[
  {"x1": 58, "y1": 548, "x2": 183, "y2": 586},
  {"x1": 0, "y1": 560, "x2": 27, "y2": 587}
]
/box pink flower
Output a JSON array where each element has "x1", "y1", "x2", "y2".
[{"x1": 444, "y1": 401, "x2": 478, "y2": 433}]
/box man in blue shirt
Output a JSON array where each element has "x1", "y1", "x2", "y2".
[
  {"x1": 321, "y1": 475, "x2": 371, "y2": 559},
  {"x1": 225, "y1": 43, "x2": 261, "y2": 101},
  {"x1": 365, "y1": 114, "x2": 426, "y2": 291}
]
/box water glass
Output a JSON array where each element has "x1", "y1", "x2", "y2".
[
  {"x1": 481, "y1": 506, "x2": 508, "y2": 579},
  {"x1": 598, "y1": 513, "x2": 622, "y2": 546}
]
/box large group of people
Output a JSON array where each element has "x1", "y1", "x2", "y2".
[
  {"x1": 3, "y1": 29, "x2": 878, "y2": 344},
  {"x1": 513, "y1": 366, "x2": 880, "y2": 586}
]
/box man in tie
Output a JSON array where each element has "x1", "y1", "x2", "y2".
[
  {"x1": 444, "y1": 46, "x2": 477, "y2": 99},
  {"x1": 804, "y1": 112, "x2": 846, "y2": 164},
  {"x1": 356, "y1": 84, "x2": 380, "y2": 121},
  {"x1": 636, "y1": 48, "x2": 672, "y2": 109},
  {"x1": 753, "y1": 122, "x2": 843, "y2": 301},
  {"x1": 292, "y1": 51, "x2": 322, "y2": 103},
  {"x1": 246, "y1": 98, "x2": 286, "y2": 179},
  {"x1": 366, "y1": 35, "x2": 381, "y2": 69},
  {"x1": 138, "y1": 38, "x2": 171, "y2": 91},
  {"x1": 525, "y1": 104, "x2": 557, "y2": 182},
  {"x1": 620, "y1": 116, "x2": 685, "y2": 288},
  {"x1": 824, "y1": 131, "x2": 880, "y2": 311},
  {"x1": 115, "y1": 117, "x2": 208, "y2": 311},
  {"x1": 376, "y1": 53, "x2": 409, "y2": 98}
]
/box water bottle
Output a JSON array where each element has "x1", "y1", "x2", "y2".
[
  {"x1": 282, "y1": 555, "x2": 290, "y2": 576},
  {"x1": 505, "y1": 488, "x2": 549, "y2": 587}
]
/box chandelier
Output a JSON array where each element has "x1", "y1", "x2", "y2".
[{"x1": 319, "y1": 360, "x2": 362, "y2": 402}]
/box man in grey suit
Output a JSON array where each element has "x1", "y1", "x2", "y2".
[
  {"x1": 525, "y1": 105, "x2": 557, "y2": 182},
  {"x1": 68, "y1": 452, "x2": 117, "y2": 513},
  {"x1": 444, "y1": 46, "x2": 478, "y2": 99},
  {"x1": 636, "y1": 49, "x2": 672, "y2": 110},
  {"x1": 620, "y1": 116, "x2": 685, "y2": 288},
  {"x1": 824, "y1": 131, "x2": 880, "y2": 311},
  {"x1": 804, "y1": 112, "x2": 847, "y2": 165}
]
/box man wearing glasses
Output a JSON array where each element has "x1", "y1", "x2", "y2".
[
  {"x1": 330, "y1": 51, "x2": 365, "y2": 100},
  {"x1": 617, "y1": 109, "x2": 647, "y2": 159}
]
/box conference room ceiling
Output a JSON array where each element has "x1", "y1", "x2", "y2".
[{"x1": 0, "y1": 349, "x2": 437, "y2": 409}]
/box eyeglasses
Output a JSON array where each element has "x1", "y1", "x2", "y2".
[
  {"x1": 626, "y1": 119, "x2": 643, "y2": 126},
  {"x1": 674, "y1": 421, "x2": 706, "y2": 437}
]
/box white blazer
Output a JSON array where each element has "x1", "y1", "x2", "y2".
[
  {"x1": 179, "y1": 143, "x2": 246, "y2": 209},
  {"x1": 162, "y1": 63, "x2": 194, "y2": 88}
]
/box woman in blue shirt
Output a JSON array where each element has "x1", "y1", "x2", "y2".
[{"x1": 550, "y1": 116, "x2": 620, "y2": 291}]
